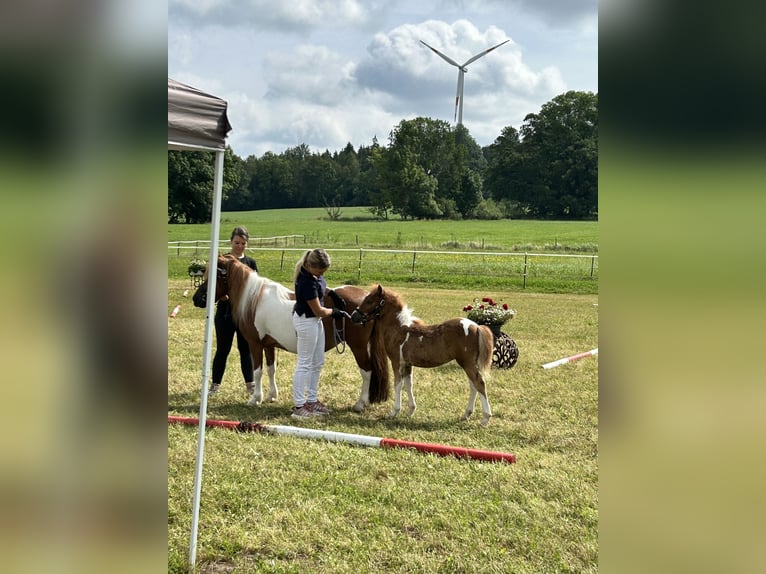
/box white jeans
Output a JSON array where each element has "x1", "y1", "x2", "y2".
[{"x1": 292, "y1": 313, "x2": 325, "y2": 406}]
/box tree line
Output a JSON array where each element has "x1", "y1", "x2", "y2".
[{"x1": 168, "y1": 90, "x2": 597, "y2": 223}]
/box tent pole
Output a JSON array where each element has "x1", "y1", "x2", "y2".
[{"x1": 189, "y1": 148, "x2": 225, "y2": 568}]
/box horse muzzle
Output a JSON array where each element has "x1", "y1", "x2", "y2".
[
  {"x1": 350, "y1": 309, "x2": 366, "y2": 324},
  {"x1": 192, "y1": 289, "x2": 207, "y2": 308}
]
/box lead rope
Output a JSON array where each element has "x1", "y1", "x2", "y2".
[{"x1": 332, "y1": 316, "x2": 347, "y2": 354}]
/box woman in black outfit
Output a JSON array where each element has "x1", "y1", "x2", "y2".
[{"x1": 209, "y1": 226, "x2": 259, "y2": 396}]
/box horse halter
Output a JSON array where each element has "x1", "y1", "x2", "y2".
[
  {"x1": 214, "y1": 266, "x2": 229, "y2": 294},
  {"x1": 352, "y1": 298, "x2": 385, "y2": 325}
]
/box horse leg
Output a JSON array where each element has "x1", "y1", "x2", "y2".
[
  {"x1": 476, "y1": 377, "x2": 492, "y2": 427},
  {"x1": 387, "y1": 360, "x2": 403, "y2": 418},
  {"x1": 401, "y1": 364, "x2": 416, "y2": 417},
  {"x1": 246, "y1": 345, "x2": 265, "y2": 406},
  {"x1": 262, "y1": 347, "x2": 278, "y2": 403},
  {"x1": 352, "y1": 368, "x2": 372, "y2": 412},
  {"x1": 465, "y1": 375, "x2": 492, "y2": 427},
  {"x1": 462, "y1": 380, "x2": 477, "y2": 422}
]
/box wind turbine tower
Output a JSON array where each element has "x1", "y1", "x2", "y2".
[{"x1": 420, "y1": 39, "x2": 509, "y2": 126}]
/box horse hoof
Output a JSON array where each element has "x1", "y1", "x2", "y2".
[
  {"x1": 406, "y1": 408, "x2": 416, "y2": 418},
  {"x1": 386, "y1": 410, "x2": 400, "y2": 419},
  {"x1": 480, "y1": 416, "x2": 491, "y2": 427},
  {"x1": 247, "y1": 397, "x2": 262, "y2": 407},
  {"x1": 462, "y1": 411, "x2": 473, "y2": 421},
  {"x1": 352, "y1": 401, "x2": 367, "y2": 413}
]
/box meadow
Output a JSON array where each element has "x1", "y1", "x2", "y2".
[
  {"x1": 168, "y1": 208, "x2": 599, "y2": 294},
  {"x1": 168, "y1": 276, "x2": 598, "y2": 572}
]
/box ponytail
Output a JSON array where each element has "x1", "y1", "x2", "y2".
[
  {"x1": 293, "y1": 250, "x2": 312, "y2": 283},
  {"x1": 293, "y1": 248, "x2": 332, "y2": 283}
]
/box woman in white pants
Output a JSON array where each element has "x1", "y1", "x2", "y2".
[{"x1": 290, "y1": 249, "x2": 350, "y2": 418}]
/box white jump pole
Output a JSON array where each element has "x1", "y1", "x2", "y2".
[
  {"x1": 542, "y1": 348, "x2": 598, "y2": 369},
  {"x1": 169, "y1": 416, "x2": 516, "y2": 464}
]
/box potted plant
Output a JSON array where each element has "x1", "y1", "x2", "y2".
[
  {"x1": 462, "y1": 297, "x2": 515, "y2": 339},
  {"x1": 187, "y1": 258, "x2": 207, "y2": 276}
]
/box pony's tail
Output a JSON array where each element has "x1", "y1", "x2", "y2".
[
  {"x1": 367, "y1": 322, "x2": 391, "y2": 403},
  {"x1": 477, "y1": 325, "x2": 494, "y2": 382}
]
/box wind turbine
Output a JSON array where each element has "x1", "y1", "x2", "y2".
[{"x1": 419, "y1": 39, "x2": 510, "y2": 126}]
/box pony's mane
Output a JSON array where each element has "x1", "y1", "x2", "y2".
[
  {"x1": 226, "y1": 257, "x2": 293, "y2": 325},
  {"x1": 374, "y1": 285, "x2": 419, "y2": 327}
]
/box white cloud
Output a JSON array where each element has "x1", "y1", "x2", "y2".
[
  {"x1": 168, "y1": 2, "x2": 596, "y2": 157},
  {"x1": 169, "y1": 0, "x2": 380, "y2": 31}
]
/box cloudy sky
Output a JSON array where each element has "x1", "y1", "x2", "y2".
[{"x1": 168, "y1": 0, "x2": 597, "y2": 158}]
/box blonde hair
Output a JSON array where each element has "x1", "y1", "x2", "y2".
[{"x1": 293, "y1": 248, "x2": 331, "y2": 282}]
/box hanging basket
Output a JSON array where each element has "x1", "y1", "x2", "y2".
[{"x1": 482, "y1": 325, "x2": 519, "y2": 369}]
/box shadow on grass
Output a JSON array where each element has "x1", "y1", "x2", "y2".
[{"x1": 168, "y1": 394, "x2": 480, "y2": 434}]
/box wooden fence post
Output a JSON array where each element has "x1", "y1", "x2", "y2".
[{"x1": 523, "y1": 252, "x2": 528, "y2": 289}]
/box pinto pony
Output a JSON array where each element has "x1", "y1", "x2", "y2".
[
  {"x1": 351, "y1": 284, "x2": 495, "y2": 426},
  {"x1": 192, "y1": 255, "x2": 389, "y2": 410}
]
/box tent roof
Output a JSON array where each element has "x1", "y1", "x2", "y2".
[{"x1": 168, "y1": 78, "x2": 232, "y2": 151}]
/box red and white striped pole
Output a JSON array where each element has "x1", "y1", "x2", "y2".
[
  {"x1": 542, "y1": 348, "x2": 598, "y2": 369},
  {"x1": 168, "y1": 416, "x2": 515, "y2": 464}
]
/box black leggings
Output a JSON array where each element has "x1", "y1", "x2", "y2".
[{"x1": 211, "y1": 310, "x2": 254, "y2": 386}]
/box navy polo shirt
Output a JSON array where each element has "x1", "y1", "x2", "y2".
[{"x1": 293, "y1": 266, "x2": 326, "y2": 318}]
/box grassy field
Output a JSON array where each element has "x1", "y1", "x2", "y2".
[
  {"x1": 168, "y1": 282, "x2": 598, "y2": 573},
  {"x1": 168, "y1": 209, "x2": 598, "y2": 294},
  {"x1": 168, "y1": 207, "x2": 598, "y2": 252}
]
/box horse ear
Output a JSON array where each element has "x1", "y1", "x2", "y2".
[{"x1": 376, "y1": 284, "x2": 383, "y2": 295}]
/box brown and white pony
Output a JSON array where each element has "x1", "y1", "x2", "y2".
[
  {"x1": 192, "y1": 255, "x2": 389, "y2": 410},
  {"x1": 351, "y1": 284, "x2": 495, "y2": 426}
]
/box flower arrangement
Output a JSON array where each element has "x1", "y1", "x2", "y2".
[
  {"x1": 187, "y1": 258, "x2": 207, "y2": 275},
  {"x1": 463, "y1": 297, "x2": 515, "y2": 326}
]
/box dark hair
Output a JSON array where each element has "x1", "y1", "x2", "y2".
[{"x1": 231, "y1": 226, "x2": 249, "y2": 240}]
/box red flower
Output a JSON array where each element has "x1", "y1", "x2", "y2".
[
  {"x1": 503, "y1": 303, "x2": 508, "y2": 310},
  {"x1": 463, "y1": 305, "x2": 473, "y2": 311}
]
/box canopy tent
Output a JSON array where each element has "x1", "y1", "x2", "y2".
[
  {"x1": 168, "y1": 77, "x2": 232, "y2": 151},
  {"x1": 168, "y1": 77, "x2": 230, "y2": 568}
]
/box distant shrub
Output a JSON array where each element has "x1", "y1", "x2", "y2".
[{"x1": 472, "y1": 199, "x2": 504, "y2": 220}]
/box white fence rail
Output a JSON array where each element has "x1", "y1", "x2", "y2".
[{"x1": 169, "y1": 241, "x2": 598, "y2": 289}]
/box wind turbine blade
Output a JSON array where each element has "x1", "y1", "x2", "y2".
[
  {"x1": 419, "y1": 40, "x2": 460, "y2": 68},
  {"x1": 462, "y1": 39, "x2": 510, "y2": 66}
]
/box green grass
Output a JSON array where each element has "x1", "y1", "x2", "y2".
[
  {"x1": 168, "y1": 207, "x2": 598, "y2": 251},
  {"x1": 168, "y1": 283, "x2": 598, "y2": 573},
  {"x1": 168, "y1": 208, "x2": 598, "y2": 294}
]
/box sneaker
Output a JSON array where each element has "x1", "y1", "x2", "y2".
[
  {"x1": 290, "y1": 405, "x2": 315, "y2": 419},
  {"x1": 307, "y1": 400, "x2": 332, "y2": 415},
  {"x1": 208, "y1": 383, "x2": 221, "y2": 396}
]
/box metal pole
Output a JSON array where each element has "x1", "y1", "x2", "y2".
[{"x1": 188, "y1": 149, "x2": 225, "y2": 569}]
